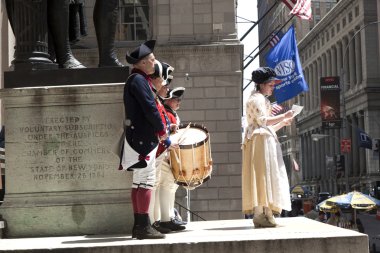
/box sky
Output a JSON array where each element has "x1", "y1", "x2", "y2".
[{"x1": 237, "y1": 0, "x2": 259, "y2": 115}]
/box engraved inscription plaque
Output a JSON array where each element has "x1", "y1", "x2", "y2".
[{"x1": 7, "y1": 104, "x2": 126, "y2": 193}]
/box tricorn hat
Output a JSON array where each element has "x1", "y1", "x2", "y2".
[
  {"x1": 151, "y1": 60, "x2": 174, "y2": 85},
  {"x1": 126, "y1": 40, "x2": 156, "y2": 64},
  {"x1": 165, "y1": 87, "x2": 185, "y2": 100},
  {"x1": 251, "y1": 67, "x2": 281, "y2": 84}
]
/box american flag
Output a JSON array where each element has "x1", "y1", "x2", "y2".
[
  {"x1": 280, "y1": 0, "x2": 312, "y2": 20},
  {"x1": 269, "y1": 30, "x2": 284, "y2": 48},
  {"x1": 271, "y1": 102, "x2": 288, "y2": 116}
]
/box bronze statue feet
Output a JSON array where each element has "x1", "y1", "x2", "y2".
[
  {"x1": 98, "y1": 57, "x2": 124, "y2": 67},
  {"x1": 61, "y1": 57, "x2": 86, "y2": 69}
]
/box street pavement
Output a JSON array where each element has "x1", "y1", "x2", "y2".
[{"x1": 358, "y1": 213, "x2": 380, "y2": 253}]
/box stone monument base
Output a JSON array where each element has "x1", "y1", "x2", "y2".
[
  {"x1": 0, "y1": 69, "x2": 133, "y2": 238},
  {"x1": 0, "y1": 190, "x2": 132, "y2": 237}
]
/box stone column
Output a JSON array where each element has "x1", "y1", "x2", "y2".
[
  {"x1": 300, "y1": 66, "x2": 311, "y2": 111},
  {"x1": 316, "y1": 135, "x2": 321, "y2": 181},
  {"x1": 346, "y1": 115, "x2": 353, "y2": 179},
  {"x1": 309, "y1": 63, "x2": 313, "y2": 110},
  {"x1": 348, "y1": 31, "x2": 356, "y2": 89},
  {"x1": 320, "y1": 136, "x2": 325, "y2": 181},
  {"x1": 306, "y1": 134, "x2": 312, "y2": 181},
  {"x1": 352, "y1": 114, "x2": 359, "y2": 176},
  {"x1": 342, "y1": 37, "x2": 349, "y2": 88},
  {"x1": 10, "y1": 0, "x2": 56, "y2": 70},
  {"x1": 336, "y1": 42, "x2": 342, "y2": 78},
  {"x1": 321, "y1": 53, "x2": 326, "y2": 77},
  {"x1": 312, "y1": 135, "x2": 317, "y2": 180},
  {"x1": 313, "y1": 61, "x2": 318, "y2": 110},
  {"x1": 301, "y1": 135, "x2": 307, "y2": 181},
  {"x1": 333, "y1": 128, "x2": 340, "y2": 195},
  {"x1": 358, "y1": 112, "x2": 366, "y2": 175},
  {"x1": 325, "y1": 130, "x2": 331, "y2": 179},
  {"x1": 326, "y1": 50, "x2": 331, "y2": 76},
  {"x1": 331, "y1": 46, "x2": 337, "y2": 76},
  {"x1": 354, "y1": 27, "x2": 362, "y2": 86}
]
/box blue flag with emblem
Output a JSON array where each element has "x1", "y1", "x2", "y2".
[
  {"x1": 265, "y1": 25, "x2": 309, "y2": 103},
  {"x1": 357, "y1": 128, "x2": 372, "y2": 149}
]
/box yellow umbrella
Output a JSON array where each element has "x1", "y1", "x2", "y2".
[
  {"x1": 325, "y1": 191, "x2": 380, "y2": 227},
  {"x1": 326, "y1": 191, "x2": 380, "y2": 210},
  {"x1": 317, "y1": 199, "x2": 339, "y2": 213},
  {"x1": 290, "y1": 185, "x2": 309, "y2": 195}
]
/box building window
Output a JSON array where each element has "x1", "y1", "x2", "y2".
[
  {"x1": 314, "y1": 2, "x2": 320, "y2": 10},
  {"x1": 337, "y1": 23, "x2": 340, "y2": 32},
  {"x1": 117, "y1": 0, "x2": 150, "y2": 41},
  {"x1": 315, "y1": 15, "x2": 321, "y2": 24},
  {"x1": 326, "y1": 1, "x2": 335, "y2": 12}
]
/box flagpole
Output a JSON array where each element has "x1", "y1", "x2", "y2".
[
  {"x1": 242, "y1": 15, "x2": 295, "y2": 106},
  {"x1": 248, "y1": 14, "x2": 295, "y2": 66},
  {"x1": 240, "y1": 0, "x2": 280, "y2": 41},
  {"x1": 244, "y1": 24, "x2": 281, "y2": 63}
]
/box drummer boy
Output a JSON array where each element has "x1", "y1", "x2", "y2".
[{"x1": 149, "y1": 87, "x2": 187, "y2": 233}]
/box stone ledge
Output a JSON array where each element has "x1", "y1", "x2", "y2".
[
  {"x1": 0, "y1": 217, "x2": 369, "y2": 253},
  {"x1": 4, "y1": 67, "x2": 129, "y2": 88}
]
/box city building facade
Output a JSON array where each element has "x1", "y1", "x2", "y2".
[
  {"x1": 298, "y1": 0, "x2": 380, "y2": 197},
  {"x1": 257, "y1": 0, "x2": 380, "y2": 199}
]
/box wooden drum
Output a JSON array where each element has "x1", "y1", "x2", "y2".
[{"x1": 169, "y1": 123, "x2": 213, "y2": 189}]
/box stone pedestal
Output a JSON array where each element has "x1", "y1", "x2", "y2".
[{"x1": 0, "y1": 81, "x2": 132, "y2": 238}]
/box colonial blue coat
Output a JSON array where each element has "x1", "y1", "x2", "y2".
[{"x1": 123, "y1": 69, "x2": 165, "y2": 157}]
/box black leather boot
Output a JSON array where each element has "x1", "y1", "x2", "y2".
[
  {"x1": 69, "y1": 3, "x2": 80, "y2": 43},
  {"x1": 47, "y1": 0, "x2": 85, "y2": 68},
  {"x1": 131, "y1": 213, "x2": 138, "y2": 238},
  {"x1": 135, "y1": 214, "x2": 165, "y2": 240},
  {"x1": 93, "y1": 0, "x2": 123, "y2": 67}
]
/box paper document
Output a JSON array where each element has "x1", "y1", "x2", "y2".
[{"x1": 291, "y1": 104, "x2": 304, "y2": 117}]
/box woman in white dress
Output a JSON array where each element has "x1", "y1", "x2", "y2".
[{"x1": 242, "y1": 67, "x2": 294, "y2": 228}]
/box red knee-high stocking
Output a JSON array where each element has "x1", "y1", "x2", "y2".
[
  {"x1": 136, "y1": 188, "x2": 152, "y2": 214},
  {"x1": 131, "y1": 188, "x2": 138, "y2": 213}
]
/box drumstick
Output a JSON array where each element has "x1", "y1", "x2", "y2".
[{"x1": 177, "y1": 122, "x2": 191, "y2": 144}]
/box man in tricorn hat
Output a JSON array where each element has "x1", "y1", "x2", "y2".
[{"x1": 120, "y1": 40, "x2": 168, "y2": 240}]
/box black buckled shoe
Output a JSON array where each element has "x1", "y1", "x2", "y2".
[
  {"x1": 160, "y1": 219, "x2": 186, "y2": 231},
  {"x1": 172, "y1": 217, "x2": 187, "y2": 226},
  {"x1": 152, "y1": 221, "x2": 172, "y2": 234},
  {"x1": 135, "y1": 214, "x2": 166, "y2": 240}
]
